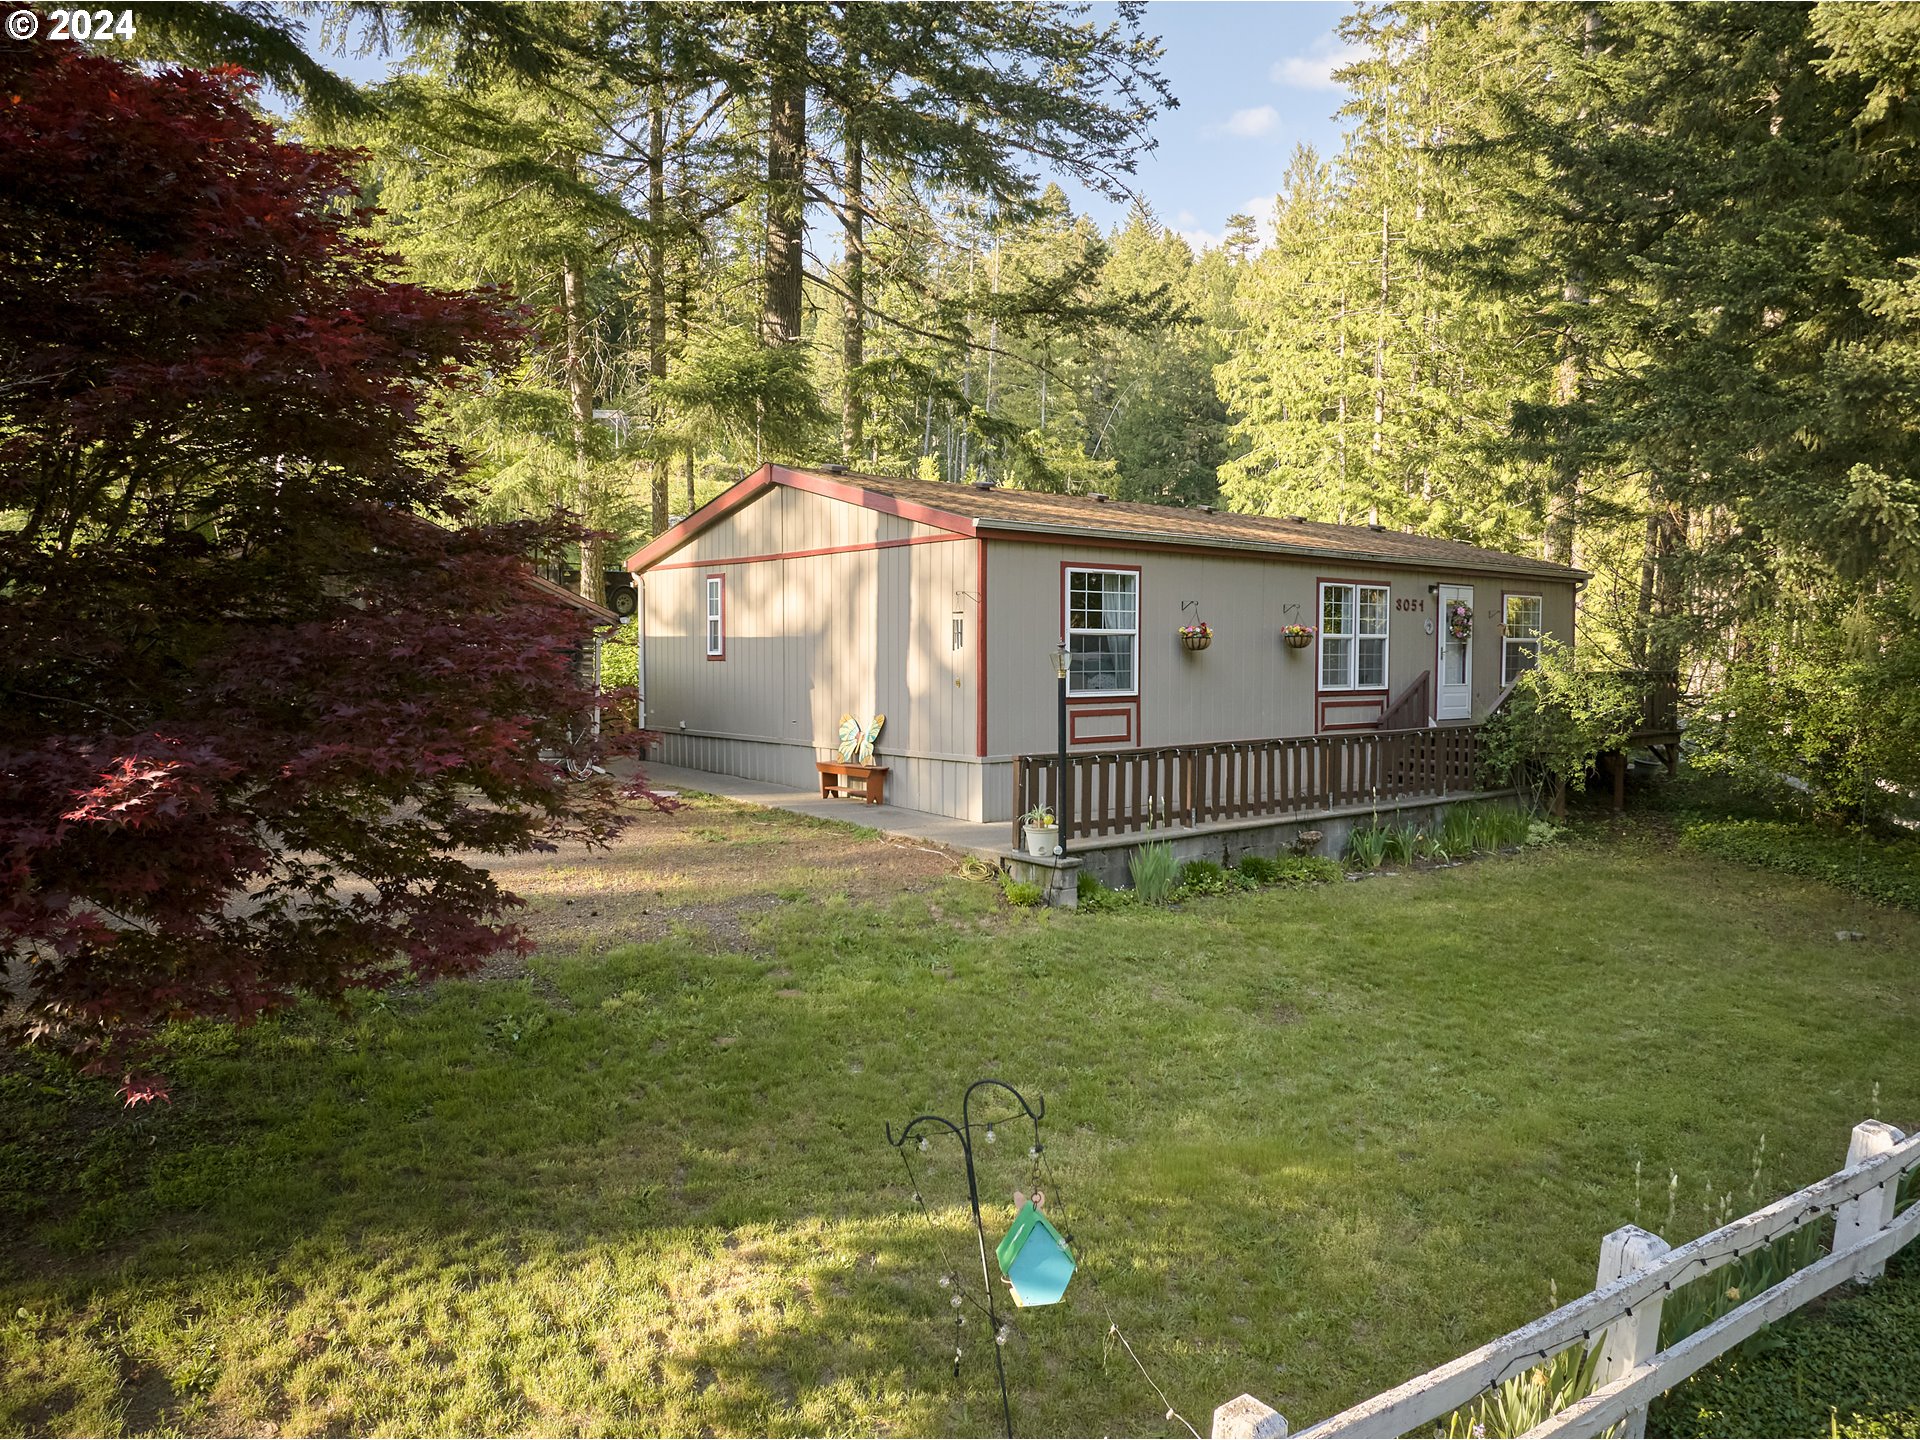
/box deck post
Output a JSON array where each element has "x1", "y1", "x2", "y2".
[
  {"x1": 1212, "y1": 1394, "x2": 1288, "y2": 1439},
  {"x1": 1835, "y1": 1119, "x2": 1907, "y2": 1282},
  {"x1": 1593, "y1": 1224, "x2": 1671, "y2": 1439}
]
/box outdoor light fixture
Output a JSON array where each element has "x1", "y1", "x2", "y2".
[{"x1": 1049, "y1": 642, "x2": 1070, "y2": 854}]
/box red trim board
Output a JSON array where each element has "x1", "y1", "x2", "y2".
[
  {"x1": 1068, "y1": 705, "x2": 1135, "y2": 746},
  {"x1": 650, "y1": 532, "x2": 962, "y2": 572}
]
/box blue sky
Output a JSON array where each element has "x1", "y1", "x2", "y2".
[
  {"x1": 1076, "y1": 1, "x2": 1355, "y2": 248},
  {"x1": 295, "y1": 2, "x2": 1355, "y2": 252}
]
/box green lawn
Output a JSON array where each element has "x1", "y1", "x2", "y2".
[{"x1": 2, "y1": 800, "x2": 1916, "y2": 1438}]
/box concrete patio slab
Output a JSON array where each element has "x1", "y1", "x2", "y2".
[{"x1": 628, "y1": 759, "x2": 1007, "y2": 862}]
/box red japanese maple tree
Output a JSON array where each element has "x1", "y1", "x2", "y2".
[{"x1": 0, "y1": 32, "x2": 658, "y2": 1100}]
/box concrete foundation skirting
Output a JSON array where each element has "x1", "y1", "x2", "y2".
[{"x1": 1003, "y1": 789, "x2": 1525, "y2": 896}]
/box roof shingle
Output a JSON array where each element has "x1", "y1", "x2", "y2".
[{"x1": 802, "y1": 467, "x2": 1589, "y2": 582}]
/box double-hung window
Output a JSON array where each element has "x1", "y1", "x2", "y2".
[
  {"x1": 704, "y1": 575, "x2": 725, "y2": 659},
  {"x1": 1065, "y1": 568, "x2": 1138, "y2": 695},
  {"x1": 1503, "y1": 594, "x2": 1543, "y2": 684},
  {"x1": 1320, "y1": 582, "x2": 1389, "y2": 690}
]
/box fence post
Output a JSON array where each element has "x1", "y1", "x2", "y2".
[
  {"x1": 1593, "y1": 1223, "x2": 1670, "y2": 1440},
  {"x1": 1212, "y1": 1394, "x2": 1288, "y2": 1439},
  {"x1": 1835, "y1": 1119, "x2": 1907, "y2": 1282}
]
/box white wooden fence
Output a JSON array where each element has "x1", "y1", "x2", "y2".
[{"x1": 1214, "y1": 1119, "x2": 1920, "y2": 1440}]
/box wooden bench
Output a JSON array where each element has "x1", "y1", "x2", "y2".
[{"x1": 816, "y1": 760, "x2": 889, "y2": 805}]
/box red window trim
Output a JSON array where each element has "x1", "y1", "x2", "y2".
[
  {"x1": 1315, "y1": 576, "x2": 1391, "y2": 695},
  {"x1": 1500, "y1": 589, "x2": 1545, "y2": 686},
  {"x1": 1059, "y1": 560, "x2": 1144, "y2": 701},
  {"x1": 704, "y1": 573, "x2": 726, "y2": 661}
]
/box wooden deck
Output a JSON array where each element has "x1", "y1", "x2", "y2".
[
  {"x1": 1011, "y1": 725, "x2": 1485, "y2": 846},
  {"x1": 1604, "y1": 669, "x2": 1685, "y2": 810}
]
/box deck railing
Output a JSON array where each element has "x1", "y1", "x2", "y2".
[
  {"x1": 1620, "y1": 668, "x2": 1682, "y2": 737},
  {"x1": 1010, "y1": 724, "x2": 1485, "y2": 847}
]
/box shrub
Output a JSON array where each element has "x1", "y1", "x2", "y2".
[
  {"x1": 1076, "y1": 872, "x2": 1137, "y2": 911},
  {"x1": 1678, "y1": 820, "x2": 1920, "y2": 912},
  {"x1": 1472, "y1": 803, "x2": 1532, "y2": 851},
  {"x1": 1271, "y1": 854, "x2": 1343, "y2": 886},
  {"x1": 1128, "y1": 841, "x2": 1179, "y2": 904},
  {"x1": 1001, "y1": 878, "x2": 1046, "y2": 908},
  {"x1": 601, "y1": 619, "x2": 639, "y2": 689},
  {"x1": 1345, "y1": 824, "x2": 1390, "y2": 869},
  {"x1": 1477, "y1": 639, "x2": 1638, "y2": 811},
  {"x1": 1176, "y1": 859, "x2": 1245, "y2": 897},
  {"x1": 1441, "y1": 1342, "x2": 1604, "y2": 1439},
  {"x1": 1439, "y1": 804, "x2": 1479, "y2": 857},
  {"x1": 1381, "y1": 823, "x2": 1421, "y2": 865},
  {"x1": 1232, "y1": 853, "x2": 1341, "y2": 887},
  {"x1": 1688, "y1": 585, "x2": 1920, "y2": 824},
  {"x1": 1235, "y1": 854, "x2": 1281, "y2": 884},
  {"x1": 1523, "y1": 819, "x2": 1563, "y2": 848}
]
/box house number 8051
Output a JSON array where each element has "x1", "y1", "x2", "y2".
[{"x1": 1394, "y1": 597, "x2": 1425, "y2": 613}]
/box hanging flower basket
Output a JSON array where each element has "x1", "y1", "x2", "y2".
[
  {"x1": 1446, "y1": 601, "x2": 1473, "y2": 642},
  {"x1": 1281, "y1": 624, "x2": 1315, "y2": 650},
  {"x1": 1179, "y1": 622, "x2": 1212, "y2": 652}
]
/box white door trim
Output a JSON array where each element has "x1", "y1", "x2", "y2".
[{"x1": 1436, "y1": 583, "x2": 1473, "y2": 722}]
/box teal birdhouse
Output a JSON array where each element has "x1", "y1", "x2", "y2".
[{"x1": 995, "y1": 1201, "x2": 1076, "y2": 1307}]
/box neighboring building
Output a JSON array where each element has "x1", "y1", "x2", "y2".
[{"x1": 624, "y1": 463, "x2": 1587, "y2": 823}]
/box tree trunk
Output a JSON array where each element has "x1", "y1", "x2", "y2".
[
  {"x1": 1546, "y1": 282, "x2": 1583, "y2": 568},
  {"x1": 1650, "y1": 498, "x2": 1689, "y2": 672},
  {"x1": 561, "y1": 249, "x2": 597, "y2": 598},
  {"x1": 1372, "y1": 201, "x2": 1389, "y2": 477},
  {"x1": 1546, "y1": 8, "x2": 1599, "y2": 570},
  {"x1": 647, "y1": 13, "x2": 670, "y2": 537},
  {"x1": 841, "y1": 121, "x2": 864, "y2": 461},
  {"x1": 762, "y1": 10, "x2": 807, "y2": 348}
]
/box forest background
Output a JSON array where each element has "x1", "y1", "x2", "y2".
[{"x1": 148, "y1": 0, "x2": 1920, "y2": 822}]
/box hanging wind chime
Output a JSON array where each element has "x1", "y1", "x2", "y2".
[{"x1": 887, "y1": 1079, "x2": 1075, "y2": 1439}]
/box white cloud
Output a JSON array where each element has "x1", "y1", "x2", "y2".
[
  {"x1": 1222, "y1": 104, "x2": 1281, "y2": 139},
  {"x1": 1269, "y1": 39, "x2": 1364, "y2": 92}
]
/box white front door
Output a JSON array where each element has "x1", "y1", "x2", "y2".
[{"x1": 1436, "y1": 583, "x2": 1472, "y2": 721}]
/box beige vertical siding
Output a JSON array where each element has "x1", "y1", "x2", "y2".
[
  {"x1": 982, "y1": 537, "x2": 1577, "y2": 772},
  {"x1": 640, "y1": 485, "x2": 985, "y2": 818},
  {"x1": 641, "y1": 486, "x2": 1578, "y2": 825}
]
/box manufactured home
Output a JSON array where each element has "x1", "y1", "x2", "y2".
[{"x1": 623, "y1": 464, "x2": 1586, "y2": 824}]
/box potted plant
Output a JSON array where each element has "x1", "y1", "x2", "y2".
[
  {"x1": 1022, "y1": 805, "x2": 1060, "y2": 857},
  {"x1": 1281, "y1": 623, "x2": 1315, "y2": 650},
  {"x1": 1178, "y1": 621, "x2": 1212, "y2": 652}
]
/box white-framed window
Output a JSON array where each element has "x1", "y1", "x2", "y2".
[
  {"x1": 1503, "y1": 593, "x2": 1543, "y2": 684},
  {"x1": 1319, "y1": 581, "x2": 1389, "y2": 690},
  {"x1": 1065, "y1": 567, "x2": 1138, "y2": 696},
  {"x1": 704, "y1": 574, "x2": 725, "y2": 659}
]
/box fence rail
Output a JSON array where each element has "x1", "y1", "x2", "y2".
[
  {"x1": 1010, "y1": 725, "x2": 1484, "y2": 847},
  {"x1": 1214, "y1": 1118, "x2": 1920, "y2": 1440}
]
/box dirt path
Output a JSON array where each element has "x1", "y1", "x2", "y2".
[{"x1": 476, "y1": 792, "x2": 972, "y2": 969}]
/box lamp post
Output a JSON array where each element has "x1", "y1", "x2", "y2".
[{"x1": 1049, "y1": 641, "x2": 1070, "y2": 855}]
